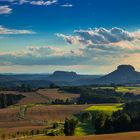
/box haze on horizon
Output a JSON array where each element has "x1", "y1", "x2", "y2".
[{"x1": 0, "y1": 0, "x2": 140, "y2": 74}]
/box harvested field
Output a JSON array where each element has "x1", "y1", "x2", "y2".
[
  {"x1": 37, "y1": 89, "x2": 80, "y2": 100},
  {"x1": 30, "y1": 131, "x2": 140, "y2": 140},
  {"x1": 0, "y1": 104, "x2": 90, "y2": 134},
  {"x1": 26, "y1": 105, "x2": 90, "y2": 122},
  {"x1": 18, "y1": 92, "x2": 49, "y2": 105},
  {"x1": 0, "y1": 107, "x2": 19, "y2": 122},
  {"x1": 0, "y1": 88, "x2": 79, "y2": 105},
  {"x1": 0, "y1": 91, "x2": 48, "y2": 105}
]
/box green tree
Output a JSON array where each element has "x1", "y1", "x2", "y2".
[
  {"x1": 64, "y1": 118, "x2": 78, "y2": 136},
  {"x1": 94, "y1": 112, "x2": 107, "y2": 134},
  {"x1": 114, "y1": 113, "x2": 131, "y2": 132},
  {"x1": 81, "y1": 112, "x2": 92, "y2": 122}
]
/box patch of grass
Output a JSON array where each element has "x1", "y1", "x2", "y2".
[
  {"x1": 92, "y1": 86, "x2": 140, "y2": 94},
  {"x1": 75, "y1": 123, "x2": 94, "y2": 136},
  {"x1": 116, "y1": 87, "x2": 130, "y2": 92}
]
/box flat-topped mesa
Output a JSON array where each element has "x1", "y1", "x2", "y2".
[
  {"x1": 117, "y1": 65, "x2": 135, "y2": 72},
  {"x1": 53, "y1": 71, "x2": 78, "y2": 77},
  {"x1": 48, "y1": 71, "x2": 80, "y2": 82}
]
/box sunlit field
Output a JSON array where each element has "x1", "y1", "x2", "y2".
[{"x1": 85, "y1": 104, "x2": 123, "y2": 113}]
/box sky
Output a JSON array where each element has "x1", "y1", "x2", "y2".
[{"x1": 0, "y1": 0, "x2": 140, "y2": 74}]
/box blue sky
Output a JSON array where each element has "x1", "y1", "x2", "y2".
[{"x1": 0, "y1": 0, "x2": 140, "y2": 74}]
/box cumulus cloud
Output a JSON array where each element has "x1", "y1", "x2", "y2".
[
  {"x1": 55, "y1": 27, "x2": 140, "y2": 67},
  {"x1": 0, "y1": 5, "x2": 12, "y2": 14},
  {"x1": 56, "y1": 33, "x2": 93, "y2": 45},
  {"x1": 0, "y1": 25, "x2": 36, "y2": 34},
  {"x1": 75, "y1": 27, "x2": 135, "y2": 44},
  {"x1": 56, "y1": 33, "x2": 81, "y2": 44},
  {"x1": 0, "y1": 27, "x2": 140, "y2": 68},
  {"x1": 57, "y1": 27, "x2": 139, "y2": 45},
  {"x1": 57, "y1": 27, "x2": 140, "y2": 51}
]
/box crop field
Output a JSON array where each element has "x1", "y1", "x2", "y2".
[
  {"x1": 116, "y1": 86, "x2": 140, "y2": 94},
  {"x1": 85, "y1": 104, "x2": 122, "y2": 113},
  {"x1": 0, "y1": 106, "x2": 47, "y2": 134},
  {"x1": 0, "y1": 88, "x2": 80, "y2": 105},
  {"x1": 0, "y1": 87, "x2": 139, "y2": 139},
  {"x1": 37, "y1": 88, "x2": 80, "y2": 101},
  {"x1": 0, "y1": 104, "x2": 91, "y2": 136},
  {"x1": 26, "y1": 104, "x2": 90, "y2": 122}
]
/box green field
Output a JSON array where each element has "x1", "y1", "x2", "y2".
[
  {"x1": 75, "y1": 123, "x2": 94, "y2": 136},
  {"x1": 92, "y1": 86, "x2": 140, "y2": 94},
  {"x1": 85, "y1": 104, "x2": 123, "y2": 113}
]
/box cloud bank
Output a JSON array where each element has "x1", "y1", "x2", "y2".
[{"x1": 0, "y1": 27, "x2": 140, "y2": 70}]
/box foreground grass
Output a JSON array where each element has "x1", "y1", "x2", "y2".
[{"x1": 75, "y1": 123, "x2": 94, "y2": 136}]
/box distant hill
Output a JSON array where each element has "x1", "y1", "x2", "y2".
[
  {"x1": 47, "y1": 71, "x2": 101, "y2": 85},
  {"x1": 0, "y1": 74, "x2": 16, "y2": 82},
  {"x1": 0, "y1": 65, "x2": 139, "y2": 86},
  {"x1": 93, "y1": 65, "x2": 140, "y2": 84},
  {"x1": 0, "y1": 72, "x2": 100, "y2": 87},
  {"x1": 48, "y1": 71, "x2": 79, "y2": 82}
]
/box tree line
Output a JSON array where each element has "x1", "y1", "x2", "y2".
[{"x1": 0, "y1": 93, "x2": 24, "y2": 108}]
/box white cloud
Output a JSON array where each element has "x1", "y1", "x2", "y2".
[
  {"x1": 0, "y1": 5, "x2": 12, "y2": 14},
  {"x1": 19, "y1": 0, "x2": 29, "y2": 4},
  {"x1": 1, "y1": 0, "x2": 57, "y2": 6},
  {"x1": 0, "y1": 27, "x2": 140, "y2": 69},
  {"x1": 57, "y1": 27, "x2": 140, "y2": 51},
  {"x1": 74, "y1": 27, "x2": 135, "y2": 45},
  {"x1": 0, "y1": 46, "x2": 84, "y2": 66},
  {"x1": 61, "y1": 3, "x2": 73, "y2": 7},
  {"x1": 0, "y1": 25, "x2": 36, "y2": 34},
  {"x1": 56, "y1": 33, "x2": 81, "y2": 44},
  {"x1": 30, "y1": 0, "x2": 57, "y2": 6}
]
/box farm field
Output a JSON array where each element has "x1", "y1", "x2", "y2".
[
  {"x1": 26, "y1": 104, "x2": 90, "y2": 122},
  {"x1": 29, "y1": 131, "x2": 140, "y2": 140},
  {"x1": 116, "y1": 86, "x2": 140, "y2": 94},
  {"x1": 0, "y1": 103, "x2": 119, "y2": 136},
  {"x1": 0, "y1": 87, "x2": 139, "y2": 139},
  {"x1": 92, "y1": 86, "x2": 140, "y2": 95},
  {"x1": 37, "y1": 88, "x2": 80, "y2": 101},
  {"x1": 0, "y1": 104, "x2": 91, "y2": 135},
  {"x1": 0, "y1": 88, "x2": 80, "y2": 105},
  {"x1": 85, "y1": 104, "x2": 122, "y2": 112}
]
